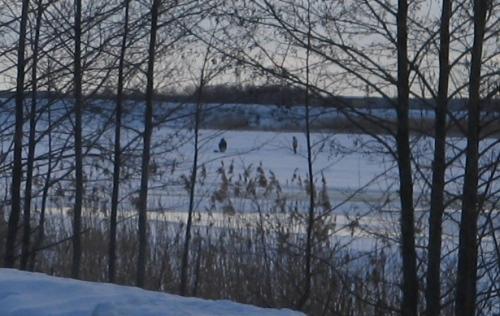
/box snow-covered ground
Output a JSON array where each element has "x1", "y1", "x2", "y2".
[
  {"x1": 0, "y1": 99, "x2": 498, "y2": 313},
  {"x1": 0, "y1": 269, "x2": 302, "y2": 316}
]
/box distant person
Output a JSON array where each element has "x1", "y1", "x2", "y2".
[
  {"x1": 219, "y1": 138, "x2": 227, "y2": 153},
  {"x1": 292, "y1": 136, "x2": 298, "y2": 154}
]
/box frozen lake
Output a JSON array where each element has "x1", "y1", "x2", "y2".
[{"x1": 0, "y1": 100, "x2": 498, "y2": 252}]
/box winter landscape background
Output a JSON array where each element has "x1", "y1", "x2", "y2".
[{"x1": 0, "y1": 0, "x2": 499, "y2": 315}]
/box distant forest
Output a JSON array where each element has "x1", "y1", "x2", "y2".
[{"x1": 2, "y1": 84, "x2": 499, "y2": 111}]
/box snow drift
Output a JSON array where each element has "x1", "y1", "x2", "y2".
[{"x1": 0, "y1": 269, "x2": 302, "y2": 316}]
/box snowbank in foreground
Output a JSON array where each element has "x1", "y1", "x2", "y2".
[{"x1": 0, "y1": 269, "x2": 302, "y2": 316}]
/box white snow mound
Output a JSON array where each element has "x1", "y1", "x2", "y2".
[{"x1": 0, "y1": 269, "x2": 302, "y2": 316}]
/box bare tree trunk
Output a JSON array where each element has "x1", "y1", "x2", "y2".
[
  {"x1": 30, "y1": 101, "x2": 52, "y2": 271},
  {"x1": 396, "y1": 0, "x2": 418, "y2": 314},
  {"x1": 21, "y1": 0, "x2": 44, "y2": 271},
  {"x1": 29, "y1": 59, "x2": 54, "y2": 271},
  {"x1": 4, "y1": 0, "x2": 29, "y2": 269},
  {"x1": 425, "y1": 0, "x2": 451, "y2": 314},
  {"x1": 297, "y1": 2, "x2": 314, "y2": 309},
  {"x1": 137, "y1": 0, "x2": 160, "y2": 288},
  {"x1": 108, "y1": 0, "x2": 130, "y2": 284},
  {"x1": 72, "y1": 0, "x2": 84, "y2": 279},
  {"x1": 179, "y1": 47, "x2": 209, "y2": 296},
  {"x1": 455, "y1": 1, "x2": 488, "y2": 315},
  {"x1": 191, "y1": 235, "x2": 202, "y2": 296}
]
